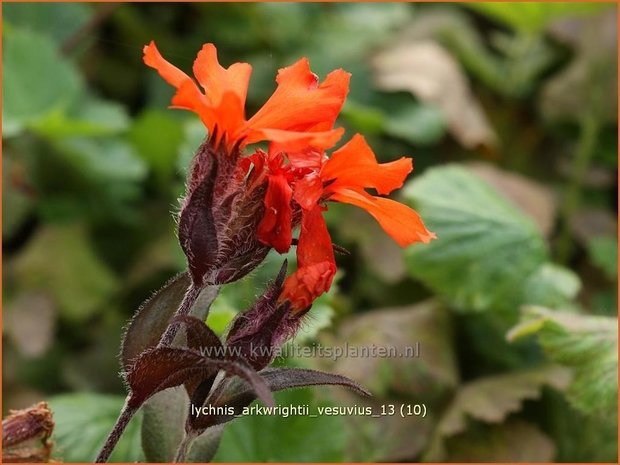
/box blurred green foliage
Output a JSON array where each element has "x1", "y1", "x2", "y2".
[{"x1": 2, "y1": 2, "x2": 617, "y2": 463}]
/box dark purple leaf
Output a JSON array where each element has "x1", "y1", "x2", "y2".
[
  {"x1": 125, "y1": 347, "x2": 216, "y2": 408},
  {"x1": 229, "y1": 367, "x2": 371, "y2": 400},
  {"x1": 121, "y1": 273, "x2": 191, "y2": 370},
  {"x1": 191, "y1": 367, "x2": 370, "y2": 430},
  {"x1": 178, "y1": 147, "x2": 219, "y2": 287},
  {"x1": 171, "y1": 315, "x2": 224, "y2": 354},
  {"x1": 120, "y1": 273, "x2": 219, "y2": 370},
  {"x1": 126, "y1": 347, "x2": 274, "y2": 411}
]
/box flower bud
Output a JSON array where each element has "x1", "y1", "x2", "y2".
[
  {"x1": 178, "y1": 132, "x2": 270, "y2": 287},
  {"x1": 226, "y1": 261, "x2": 304, "y2": 371}
]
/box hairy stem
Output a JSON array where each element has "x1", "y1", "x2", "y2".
[
  {"x1": 158, "y1": 283, "x2": 203, "y2": 347},
  {"x1": 96, "y1": 281, "x2": 210, "y2": 462},
  {"x1": 95, "y1": 400, "x2": 137, "y2": 463},
  {"x1": 173, "y1": 374, "x2": 232, "y2": 462}
]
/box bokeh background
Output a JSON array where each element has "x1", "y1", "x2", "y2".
[{"x1": 2, "y1": 2, "x2": 618, "y2": 462}]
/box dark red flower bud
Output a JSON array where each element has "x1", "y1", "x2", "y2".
[
  {"x1": 226, "y1": 261, "x2": 303, "y2": 371},
  {"x1": 178, "y1": 131, "x2": 270, "y2": 287}
]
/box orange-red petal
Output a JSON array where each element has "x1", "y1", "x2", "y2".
[
  {"x1": 246, "y1": 59, "x2": 350, "y2": 137},
  {"x1": 248, "y1": 127, "x2": 344, "y2": 152},
  {"x1": 281, "y1": 206, "x2": 336, "y2": 311},
  {"x1": 171, "y1": 79, "x2": 216, "y2": 131},
  {"x1": 322, "y1": 134, "x2": 413, "y2": 195},
  {"x1": 281, "y1": 261, "x2": 336, "y2": 312},
  {"x1": 330, "y1": 188, "x2": 436, "y2": 247},
  {"x1": 257, "y1": 173, "x2": 293, "y2": 253},
  {"x1": 192, "y1": 43, "x2": 252, "y2": 109},
  {"x1": 297, "y1": 205, "x2": 335, "y2": 267},
  {"x1": 143, "y1": 41, "x2": 191, "y2": 88},
  {"x1": 293, "y1": 173, "x2": 323, "y2": 211}
]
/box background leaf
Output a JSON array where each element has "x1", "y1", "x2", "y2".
[
  {"x1": 468, "y1": 2, "x2": 610, "y2": 33},
  {"x1": 436, "y1": 365, "x2": 570, "y2": 438},
  {"x1": 403, "y1": 165, "x2": 548, "y2": 314},
  {"x1": 521, "y1": 263, "x2": 581, "y2": 309},
  {"x1": 212, "y1": 389, "x2": 348, "y2": 462},
  {"x1": 443, "y1": 419, "x2": 555, "y2": 462},
  {"x1": 141, "y1": 388, "x2": 187, "y2": 462},
  {"x1": 587, "y1": 236, "x2": 618, "y2": 279},
  {"x1": 508, "y1": 307, "x2": 618, "y2": 416},
  {"x1": 129, "y1": 110, "x2": 184, "y2": 184},
  {"x1": 2, "y1": 28, "x2": 82, "y2": 137},
  {"x1": 48, "y1": 393, "x2": 143, "y2": 463},
  {"x1": 3, "y1": 3, "x2": 91, "y2": 45},
  {"x1": 9, "y1": 225, "x2": 119, "y2": 322}
]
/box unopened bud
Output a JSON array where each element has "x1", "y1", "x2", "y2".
[
  {"x1": 178, "y1": 132, "x2": 270, "y2": 287},
  {"x1": 226, "y1": 261, "x2": 302, "y2": 370}
]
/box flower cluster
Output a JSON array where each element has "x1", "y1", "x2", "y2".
[{"x1": 144, "y1": 42, "x2": 435, "y2": 366}]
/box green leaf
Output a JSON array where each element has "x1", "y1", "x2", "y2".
[
  {"x1": 546, "y1": 391, "x2": 618, "y2": 462},
  {"x1": 521, "y1": 263, "x2": 581, "y2": 309},
  {"x1": 130, "y1": 110, "x2": 184, "y2": 183},
  {"x1": 141, "y1": 389, "x2": 187, "y2": 462},
  {"x1": 11, "y1": 225, "x2": 119, "y2": 322},
  {"x1": 212, "y1": 389, "x2": 348, "y2": 462},
  {"x1": 33, "y1": 98, "x2": 131, "y2": 138},
  {"x1": 341, "y1": 100, "x2": 385, "y2": 134},
  {"x1": 3, "y1": 3, "x2": 91, "y2": 45},
  {"x1": 468, "y1": 2, "x2": 610, "y2": 33},
  {"x1": 384, "y1": 103, "x2": 446, "y2": 146},
  {"x1": 48, "y1": 393, "x2": 143, "y2": 463},
  {"x1": 2, "y1": 28, "x2": 82, "y2": 137},
  {"x1": 508, "y1": 306, "x2": 618, "y2": 415},
  {"x1": 587, "y1": 236, "x2": 618, "y2": 279},
  {"x1": 33, "y1": 137, "x2": 147, "y2": 222},
  {"x1": 403, "y1": 165, "x2": 548, "y2": 313},
  {"x1": 54, "y1": 137, "x2": 147, "y2": 184}
]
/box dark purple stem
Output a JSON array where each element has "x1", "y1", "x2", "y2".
[
  {"x1": 95, "y1": 400, "x2": 137, "y2": 463},
  {"x1": 96, "y1": 282, "x2": 204, "y2": 462},
  {"x1": 158, "y1": 283, "x2": 202, "y2": 347}
]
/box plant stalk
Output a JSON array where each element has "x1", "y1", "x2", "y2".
[
  {"x1": 95, "y1": 400, "x2": 137, "y2": 463},
  {"x1": 96, "y1": 282, "x2": 206, "y2": 462},
  {"x1": 158, "y1": 283, "x2": 203, "y2": 347}
]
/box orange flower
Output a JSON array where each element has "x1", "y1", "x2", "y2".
[
  {"x1": 144, "y1": 41, "x2": 435, "y2": 310},
  {"x1": 143, "y1": 42, "x2": 349, "y2": 150},
  {"x1": 275, "y1": 134, "x2": 436, "y2": 311}
]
